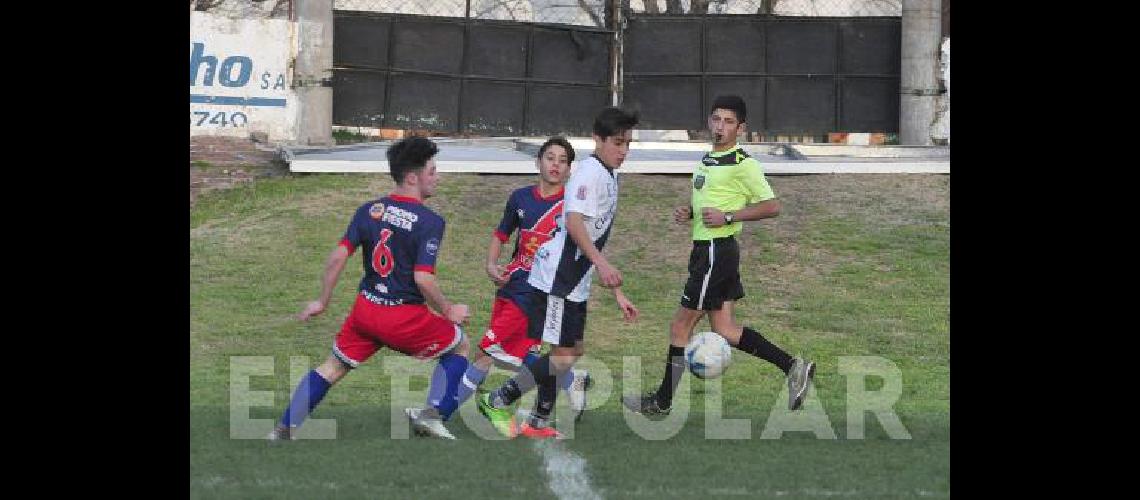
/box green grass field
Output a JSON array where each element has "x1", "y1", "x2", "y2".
[{"x1": 190, "y1": 171, "x2": 950, "y2": 498}]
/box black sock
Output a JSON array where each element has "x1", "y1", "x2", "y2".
[
  {"x1": 533, "y1": 365, "x2": 561, "y2": 420},
  {"x1": 494, "y1": 354, "x2": 553, "y2": 407},
  {"x1": 654, "y1": 344, "x2": 686, "y2": 405},
  {"x1": 528, "y1": 353, "x2": 554, "y2": 380},
  {"x1": 735, "y1": 326, "x2": 794, "y2": 374},
  {"x1": 492, "y1": 379, "x2": 522, "y2": 408}
]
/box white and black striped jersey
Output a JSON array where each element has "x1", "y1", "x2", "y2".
[{"x1": 527, "y1": 154, "x2": 619, "y2": 302}]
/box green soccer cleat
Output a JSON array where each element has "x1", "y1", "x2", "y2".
[{"x1": 478, "y1": 392, "x2": 518, "y2": 438}]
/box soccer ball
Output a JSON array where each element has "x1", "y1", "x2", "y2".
[{"x1": 685, "y1": 331, "x2": 732, "y2": 379}]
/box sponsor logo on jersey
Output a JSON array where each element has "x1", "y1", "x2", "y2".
[
  {"x1": 369, "y1": 203, "x2": 385, "y2": 220},
  {"x1": 382, "y1": 205, "x2": 419, "y2": 231}
]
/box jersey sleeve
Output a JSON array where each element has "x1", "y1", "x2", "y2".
[
  {"x1": 493, "y1": 190, "x2": 520, "y2": 243},
  {"x1": 339, "y1": 205, "x2": 368, "y2": 256},
  {"x1": 564, "y1": 167, "x2": 601, "y2": 218},
  {"x1": 414, "y1": 216, "x2": 446, "y2": 274},
  {"x1": 740, "y1": 158, "x2": 776, "y2": 204}
]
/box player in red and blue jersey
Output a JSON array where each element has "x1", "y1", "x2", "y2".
[
  {"x1": 478, "y1": 108, "x2": 641, "y2": 439},
  {"x1": 269, "y1": 137, "x2": 472, "y2": 441},
  {"x1": 453, "y1": 137, "x2": 592, "y2": 432}
]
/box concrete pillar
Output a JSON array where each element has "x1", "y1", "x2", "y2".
[
  {"x1": 294, "y1": 0, "x2": 333, "y2": 146},
  {"x1": 899, "y1": 0, "x2": 941, "y2": 145}
]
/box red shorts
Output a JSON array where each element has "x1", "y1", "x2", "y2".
[
  {"x1": 333, "y1": 294, "x2": 462, "y2": 367},
  {"x1": 478, "y1": 297, "x2": 540, "y2": 367}
]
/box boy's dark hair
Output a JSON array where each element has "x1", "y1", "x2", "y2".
[
  {"x1": 386, "y1": 136, "x2": 439, "y2": 184},
  {"x1": 711, "y1": 95, "x2": 747, "y2": 123},
  {"x1": 538, "y1": 136, "x2": 576, "y2": 163},
  {"x1": 593, "y1": 107, "x2": 640, "y2": 139}
]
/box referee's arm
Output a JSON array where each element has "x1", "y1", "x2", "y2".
[
  {"x1": 701, "y1": 199, "x2": 780, "y2": 227},
  {"x1": 731, "y1": 198, "x2": 781, "y2": 222}
]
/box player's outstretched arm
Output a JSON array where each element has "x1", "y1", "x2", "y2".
[
  {"x1": 298, "y1": 245, "x2": 351, "y2": 321},
  {"x1": 414, "y1": 271, "x2": 470, "y2": 325},
  {"x1": 612, "y1": 286, "x2": 639, "y2": 323}
]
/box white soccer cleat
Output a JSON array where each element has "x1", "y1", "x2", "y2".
[
  {"x1": 567, "y1": 369, "x2": 592, "y2": 422},
  {"x1": 266, "y1": 425, "x2": 292, "y2": 441},
  {"x1": 405, "y1": 407, "x2": 457, "y2": 440}
]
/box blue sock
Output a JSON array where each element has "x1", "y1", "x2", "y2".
[
  {"x1": 523, "y1": 352, "x2": 540, "y2": 367},
  {"x1": 426, "y1": 361, "x2": 449, "y2": 412},
  {"x1": 280, "y1": 370, "x2": 332, "y2": 429},
  {"x1": 456, "y1": 363, "x2": 490, "y2": 408},
  {"x1": 560, "y1": 369, "x2": 575, "y2": 391},
  {"x1": 429, "y1": 353, "x2": 469, "y2": 421}
]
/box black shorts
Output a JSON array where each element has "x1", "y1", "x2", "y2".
[
  {"x1": 680, "y1": 236, "x2": 745, "y2": 311},
  {"x1": 523, "y1": 285, "x2": 588, "y2": 348}
]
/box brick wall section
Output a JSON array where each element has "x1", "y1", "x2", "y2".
[
  {"x1": 190, "y1": 136, "x2": 285, "y2": 207},
  {"x1": 190, "y1": 136, "x2": 281, "y2": 167}
]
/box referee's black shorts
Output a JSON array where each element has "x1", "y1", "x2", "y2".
[{"x1": 680, "y1": 236, "x2": 745, "y2": 311}]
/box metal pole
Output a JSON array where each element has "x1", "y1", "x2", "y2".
[{"x1": 610, "y1": 0, "x2": 623, "y2": 106}]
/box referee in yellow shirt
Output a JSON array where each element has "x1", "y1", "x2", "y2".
[{"x1": 624, "y1": 95, "x2": 815, "y2": 415}]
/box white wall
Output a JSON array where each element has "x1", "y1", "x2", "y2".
[{"x1": 190, "y1": 11, "x2": 299, "y2": 142}]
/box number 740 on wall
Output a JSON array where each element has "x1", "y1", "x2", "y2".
[{"x1": 191, "y1": 110, "x2": 249, "y2": 127}]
